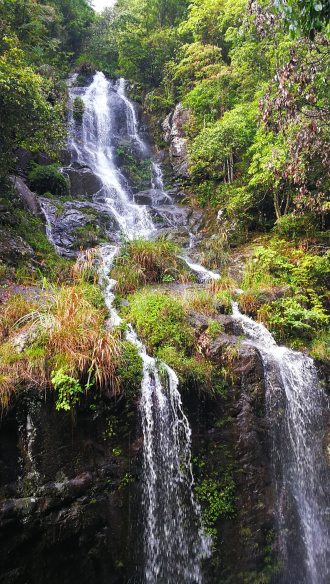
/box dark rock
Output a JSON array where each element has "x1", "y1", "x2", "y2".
[
  {"x1": 37, "y1": 152, "x2": 52, "y2": 166},
  {"x1": 134, "y1": 189, "x2": 172, "y2": 207},
  {"x1": 9, "y1": 177, "x2": 45, "y2": 224},
  {"x1": 0, "y1": 390, "x2": 140, "y2": 584},
  {"x1": 60, "y1": 150, "x2": 72, "y2": 166},
  {"x1": 62, "y1": 166, "x2": 102, "y2": 199},
  {"x1": 13, "y1": 148, "x2": 32, "y2": 172},
  {"x1": 0, "y1": 230, "x2": 36, "y2": 266}
]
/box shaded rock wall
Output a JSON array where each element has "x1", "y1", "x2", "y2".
[{"x1": 0, "y1": 390, "x2": 141, "y2": 584}]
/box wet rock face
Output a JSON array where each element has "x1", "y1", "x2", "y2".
[
  {"x1": 0, "y1": 391, "x2": 140, "y2": 584},
  {"x1": 38, "y1": 198, "x2": 119, "y2": 255},
  {"x1": 181, "y1": 315, "x2": 277, "y2": 583},
  {"x1": 62, "y1": 163, "x2": 102, "y2": 199},
  {"x1": 162, "y1": 103, "x2": 190, "y2": 178}
]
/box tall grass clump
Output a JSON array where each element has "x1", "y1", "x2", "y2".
[
  {"x1": 111, "y1": 236, "x2": 193, "y2": 294},
  {"x1": 0, "y1": 281, "x2": 122, "y2": 411}
]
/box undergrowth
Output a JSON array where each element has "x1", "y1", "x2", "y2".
[
  {"x1": 239, "y1": 237, "x2": 330, "y2": 351},
  {"x1": 0, "y1": 280, "x2": 139, "y2": 411},
  {"x1": 127, "y1": 289, "x2": 229, "y2": 394},
  {"x1": 111, "y1": 235, "x2": 194, "y2": 294}
]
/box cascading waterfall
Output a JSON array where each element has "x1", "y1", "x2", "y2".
[
  {"x1": 232, "y1": 302, "x2": 330, "y2": 584},
  {"x1": 70, "y1": 72, "x2": 154, "y2": 239},
  {"x1": 68, "y1": 73, "x2": 213, "y2": 582},
  {"x1": 98, "y1": 244, "x2": 211, "y2": 583}
]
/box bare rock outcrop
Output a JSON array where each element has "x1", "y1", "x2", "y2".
[{"x1": 162, "y1": 103, "x2": 190, "y2": 178}]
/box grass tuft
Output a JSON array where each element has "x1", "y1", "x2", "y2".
[{"x1": 111, "y1": 236, "x2": 193, "y2": 294}]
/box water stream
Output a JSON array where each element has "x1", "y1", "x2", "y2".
[
  {"x1": 232, "y1": 303, "x2": 330, "y2": 584},
  {"x1": 66, "y1": 72, "x2": 213, "y2": 582},
  {"x1": 40, "y1": 70, "x2": 330, "y2": 583}
]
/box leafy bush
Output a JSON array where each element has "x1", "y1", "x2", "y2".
[
  {"x1": 28, "y1": 164, "x2": 69, "y2": 197},
  {"x1": 52, "y1": 369, "x2": 83, "y2": 411},
  {"x1": 73, "y1": 96, "x2": 85, "y2": 122},
  {"x1": 258, "y1": 296, "x2": 329, "y2": 342}
]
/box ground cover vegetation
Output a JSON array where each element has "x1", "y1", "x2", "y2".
[{"x1": 0, "y1": 275, "x2": 143, "y2": 412}]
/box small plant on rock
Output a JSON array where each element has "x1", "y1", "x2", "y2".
[{"x1": 52, "y1": 369, "x2": 83, "y2": 410}]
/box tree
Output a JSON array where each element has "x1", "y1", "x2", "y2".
[{"x1": 0, "y1": 44, "x2": 66, "y2": 176}]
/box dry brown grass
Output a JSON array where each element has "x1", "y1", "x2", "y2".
[
  {"x1": 0, "y1": 294, "x2": 37, "y2": 341},
  {"x1": 207, "y1": 276, "x2": 237, "y2": 294},
  {"x1": 0, "y1": 282, "x2": 122, "y2": 411}
]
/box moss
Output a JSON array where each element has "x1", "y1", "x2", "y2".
[
  {"x1": 28, "y1": 165, "x2": 69, "y2": 197},
  {"x1": 72, "y1": 223, "x2": 107, "y2": 249},
  {"x1": 73, "y1": 96, "x2": 85, "y2": 123},
  {"x1": 127, "y1": 290, "x2": 228, "y2": 394},
  {"x1": 116, "y1": 341, "x2": 143, "y2": 396},
  {"x1": 128, "y1": 291, "x2": 195, "y2": 353}
]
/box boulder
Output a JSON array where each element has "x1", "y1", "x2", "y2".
[
  {"x1": 0, "y1": 229, "x2": 36, "y2": 266},
  {"x1": 134, "y1": 189, "x2": 172, "y2": 207},
  {"x1": 62, "y1": 165, "x2": 102, "y2": 199},
  {"x1": 13, "y1": 148, "x2": 32, "y2": 173},
  {"x1": 10, "y1": 176, "x2": 45, "y2": 224}
]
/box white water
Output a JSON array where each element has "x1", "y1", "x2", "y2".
[
  {"x1": 97, "y1": 244, "x2": 211, "y2": 583},
  {"x1": 70, "y1": 72, "x2": 154, "y2": 239},
  {"x1": 70, "y1": 74, "x2": 214, "y2": 582},
  {"x1": 116, "y1": 77, "x2": 147, "y2": 154},
  {"x1": 232, "y1": 303, "x2": 330, "y2": 584},
  {"x1": 181, "y1": 255, "x2": 220, "y2": 282},
  {"x1": 151, "y1": 161, "x2": 165, "y2": 191}
]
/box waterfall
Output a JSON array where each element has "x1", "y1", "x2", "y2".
[
  {"x1": 126, "y1": 326, "x2": 211, "y2": 584},
  {"x1": 232, "y1": 303, "x2": 330, "y2": 584},
  {"x1": 116, "y1": 77, "x2": 147, "y2": 153},
  {"x1": 40, "y1": 71, "x2": 219, "y2": 581},
  {"x1": 69, "y1": 72, "x2": 154, "y2": 239},
  {"x1": 98, "y1": 244, "x2": 211, "y2": 583}
]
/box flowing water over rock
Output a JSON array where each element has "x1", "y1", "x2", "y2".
[
  {"x1": 98, "y1": 244, "x2": 211, "y2": 583},
  {"x1": 37, "y1": 71, "x2": 216, "y2": 581},
  {"x1": 232, "y1": 303, "x2": 330, "y2": 584}
]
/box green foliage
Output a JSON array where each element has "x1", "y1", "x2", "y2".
[
  {"x1": 28, "y1": 164, "x2": 69, "y2": 197},
  {"x1": 115, "y1": 341, "x2": 143, "y2": 396},
  {"x1": 0, "y1": 46, "x2": 66, "y2": 176},
  {"x1": 51, "y1": 368, "x2": 83, "y2": 410},
  {"x1": 128, "y1": 291, "x2": 195, "y2": 353},
  {"x1": 73, "y1": 95, "x2": 85, "y2": 122},
  {"x1": 274, "y1": 0, "x2": 330, "y2": 39},
  {"x1": 195, "y1": 474, "x2": 236, "y2": 526}
]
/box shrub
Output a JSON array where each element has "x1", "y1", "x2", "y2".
[
  {"x1": 28, "y1": 164, "x2": 69, "y2": 197},
  {"x1": 75, "y1": 74, "x2": 87, "y2": 86},
  {"x1": 112, "y1": 236, "x2": 192, "y2": 295},
  {"x1": 73, "y1": 96, "x2": 85, "y2": 123}
]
